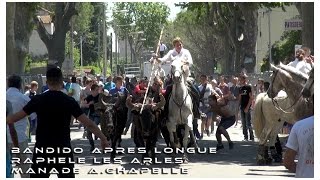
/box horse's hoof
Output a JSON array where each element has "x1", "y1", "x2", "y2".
[
  {"x1": 266, "y1": 158, "x2": 273, "y2": 165},
  {"x1": 257, "y1": 159, "x2": 266, "y2": 166},
  {"x1": 183, "y1": 155, "x2": 189, "y2": 164}
]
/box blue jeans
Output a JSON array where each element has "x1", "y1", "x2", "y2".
[
  {"x1": 240, "y1": 108, "x2": 254, "y2": 140},
  {"x1": 87, "y1": 115, "x2": 100, "y2": 147}
]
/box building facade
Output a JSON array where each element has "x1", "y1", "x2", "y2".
[{"x1": 255, "y1": 5, "x2": 300, "y2": 73}]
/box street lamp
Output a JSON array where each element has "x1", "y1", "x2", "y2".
[{"x1": 72, "y1": 31, "x2": 84, "y2": 74}]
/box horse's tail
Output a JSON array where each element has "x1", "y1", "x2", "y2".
[{"x1": 252, "y1": 93, "x2": 267, "y2": 140}]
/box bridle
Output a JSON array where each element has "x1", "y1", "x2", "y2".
[
  {"x1": 170, "y1": 64, "x2": 189, "y2": 123},
  {"x1": 269, "y1": 68, "x2": 301, "y2": 114}
]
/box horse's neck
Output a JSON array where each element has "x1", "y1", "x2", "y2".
[
  {"x1": 172, "y1": 80, "x2": 188, "y2": 102},
  {"x1": 281, "y1": 75, "x2": 302, "y2": 102}
]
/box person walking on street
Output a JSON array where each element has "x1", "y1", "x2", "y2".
[
  {"x1": 83, "y1": 84, "x2": 102, "y2": 151},
  {"x1": 238, "y1": 74, "x2": 254, "y2": 141},
  {"x1": 159, "y1": 41, "x2": 167, "y2": 58},
  {"x1": 6, "y1": 67, "x2": 110, "y2": 178}
]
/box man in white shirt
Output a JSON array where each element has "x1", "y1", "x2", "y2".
[
  {"x1": 152, "y1": 37, "x2": 201, "y2": 146},
  {"x1": 159, "y1": 41, "x2": 167, "y2": 58},
  {"x1": 287, "y1": 48, "x2": 312, "y2": 75},
  {"x1": 6, "y1": 75, "x2": 33, "y2": 177},
  {"x1": 68, "y1": 76, "x2": 82, "y2": 104},
  {"x1": 284, "y1": 115, "x2": 314, "y2": 178}
]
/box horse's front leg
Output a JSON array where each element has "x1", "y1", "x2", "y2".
[
  {"x1": 167, "y1": 119, "x2": 177, "y2": 149},
  {"x1": 183, "y1": 124, "x2": 190, "y2": 163},
  {"x1": 187, "y1": 113, "x2": 198, "y2": 148}
]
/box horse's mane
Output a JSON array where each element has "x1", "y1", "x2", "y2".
[{"x1": 278, "y1": 63, "x2": 309, "y2": 81}]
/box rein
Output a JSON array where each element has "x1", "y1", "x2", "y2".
[
  {"x1": 171, "y1": 67, "x2": 190, "y2": 123},
  {"x1": 269, "y1": 69, "x2": 302, "y2": 113}
]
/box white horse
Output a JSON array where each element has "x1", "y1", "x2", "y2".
[
  {"x1": 253, "y1": 63, "x2": 312, "y2": 165},
  {"x1": 301, "y1": 66, "x2": 314, "y2": 99},
  {"x1": 167, "y1": 59, "x2": 193, "y2": 163}
]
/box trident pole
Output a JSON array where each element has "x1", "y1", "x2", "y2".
[{"x1": 140, "y1": 26, "x2": 165, "y2": 114}]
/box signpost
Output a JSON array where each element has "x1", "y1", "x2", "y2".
[{"x1": 284, "y1": 19, "x2": 302, "y2": 31}]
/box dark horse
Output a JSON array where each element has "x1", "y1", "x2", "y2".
[{"x1": 95, "y1": 92, "x2": 128, "y2": 162}]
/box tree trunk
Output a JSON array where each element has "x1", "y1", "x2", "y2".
[
  {"x1": 47, "y1": 31, "x2": 68, "y2": 68},
  {"x1": 34, "y1": 2, "x2": 76, "y2": 69},
  {"x1": 301, "y1": 3, "x2": 314, "y2": 53},
  {"x1": 6, "y1": 2, "x2": 16, "y2": 75},
  {"x1": 14, "y1": 3, "x2": 34, "y2": 74},
  {"x1": 239, "y1": 3, "x2": 258, "y2": 73}
]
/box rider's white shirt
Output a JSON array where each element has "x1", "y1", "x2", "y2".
[
  {"x1": 288, "y1": 58, "x2": 312, "y2": 75},
  {"x1": 159, "y1": 48, "x2": 193, "y2": 66}
]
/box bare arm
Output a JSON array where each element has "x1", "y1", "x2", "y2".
[
  {"x1": 77, "y1": 114, "x2": 110, "y2": 149},
  {"x1": 8, "y1": 124, "x2": 19, "y2": 147},
  {"x1": 283, "y1": 148, "x2": 297, "y2": 173},
  {"x1": 7, "y1": 110, "x2": 28, "y2": 124}
]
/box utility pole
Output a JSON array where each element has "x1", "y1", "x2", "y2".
[
  {"x1": 103, "y1": 5, "x2": 107, "y2": 78},
  {"x1": 69, "y1": 18, "x2": 74, "y2": 76},
  {"x1": 125, "y1": 33, "x2": 128, "y2": 64},
  {"x1": 110, "y1": 32, "x2": 113, "y2": 74},
  {"x1": 268, "y1": 9, "x2": 272, "y2": 64},
  {"x1": 98, "y1": 22, "x2": 101, "y2": 72}
]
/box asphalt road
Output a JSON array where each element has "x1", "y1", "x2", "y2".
[{"x1": 24, "y1": 121, "x2": 294, "y2": 178}]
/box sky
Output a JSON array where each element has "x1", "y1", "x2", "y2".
[{"x1": 165, "y1": 2, "x2": 182, "y2": 21}]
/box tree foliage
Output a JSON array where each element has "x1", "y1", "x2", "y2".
[
  {"x1": 112, "y1": 2, "x2": 170, "y2": 63},
  {"x1": 269, "y1": 30, "x2": 301, "y2": 65}
]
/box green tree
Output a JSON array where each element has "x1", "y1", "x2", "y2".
[
  {"x1": 113, "y1": 2, "x2": 170, "y2": 64},
  {"x1": 269, "y1": 30, "x2": 301, "y2": 65}
]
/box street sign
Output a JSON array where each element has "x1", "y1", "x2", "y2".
[
  {"x1": 295, "y1": 44, "x2": 302, "y2": 55},
  {"x1": 284, "y1": 19, "x2": 302, "y2": 31}
]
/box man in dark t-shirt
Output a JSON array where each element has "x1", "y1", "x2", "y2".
[
  {"x1": 83, "y1": 84, "x2": 101, "y2": 151},
  {"x1": 238, "y1": 74, "x2": 254, "y2": 141},
  {"x1": 7, "y1": 67, "x2": 109, "y2": 178}
]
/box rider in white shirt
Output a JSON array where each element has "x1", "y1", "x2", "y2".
[
  {"x1": 152, "y1": 37, "x2": 200, "y2": 147},
  {"x1": 288, "y1": 48, "x2": 312, "y2": 75}
]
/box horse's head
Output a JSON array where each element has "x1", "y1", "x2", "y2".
[
  {"x1": 268, "y1": 63, "x2": 308, "y2": 99},
  {"x1": 268, "y1": 64, "x2": 285, "y2": 98},
  {"x1": 301, "y1": 67, "x2": 314, "y2": 99},
  {"x1": 171, "y1": 57, "x2": 189, "y2": 83}
]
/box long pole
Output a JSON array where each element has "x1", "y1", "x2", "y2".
[
  {"x1": 70, "y1": 18, "x2": 74, "y2": 75},
  {"x1": 140, "y1": 26, "x2": 165, "y2": 114}
]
